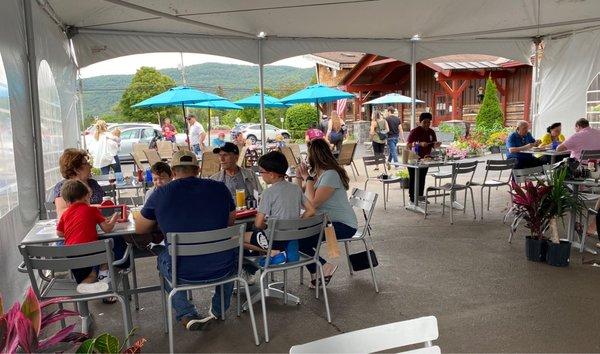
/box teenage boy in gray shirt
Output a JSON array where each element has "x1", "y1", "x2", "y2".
[{"x1": 245, "y1": 151, "x2": 315, "y2": 257}]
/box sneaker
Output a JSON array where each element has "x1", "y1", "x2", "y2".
[
  {"x1": 76, "y1": 282, "x2": 109, "y2": 294},
  {"x1": 258, "y1": 251, "x2": 287, "y2": 267},
  {"x1": 241, "y1": 269, "x2": 257, "y2": 286},
  {"x1": 97, "y1": 274, "x2": 111, "y2": 285}
]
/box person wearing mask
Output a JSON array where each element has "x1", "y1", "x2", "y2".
[
  {"x1": 369, "y1": 110, "x2": 389, "y2": 171},
  {"x1": 162, "y1": 118, "x2": 177, "y2": 143},
  {"x1": 506, "y1": 120, "x2": 543, "y2": 169},
  {"x1": 406, "y1": 113, "x2": 442, "y2": 204},
  {"x1": 135, "y1": 150, "x2": 237, "y2": 330},
  {"x1": 186, "y1": 114, "x2": 206, "y2": 156},
  {"x1": 384, "y1": 106, "x2": 403, "y2": 168},
  {"x1": 210, "y1": 142, "x2": 263, "y2": 198},
  {"x1": 557, "y1": 118, "x2": 600, "y2": 160}
]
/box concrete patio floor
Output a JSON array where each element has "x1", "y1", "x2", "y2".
[{"x1": 75, "y1": 152, "x2": 600, "y2": 353}]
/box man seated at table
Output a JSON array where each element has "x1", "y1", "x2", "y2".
[
  {"x1": 406, "y1": 112, "x2": 441, "y2": 204},
  {"x1": 144, "y1": 161, "x2": 172, "y2": 203},
  {"x1": 135, "y1": 150, "x2": 237, "y2": 330},
  {"x1": 210, "y1": 142, "x2": 263, "y2": 198},
  {"x1": 556, "y1": 118, "x2": 600, "y2": 161},
  {"x1": 506, "y1": 120, "x2": 543, "y2": 169}
]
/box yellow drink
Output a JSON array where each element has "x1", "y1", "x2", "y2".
[{"x1": 235, "y1": 189, "x2": 246, "y2": 209}]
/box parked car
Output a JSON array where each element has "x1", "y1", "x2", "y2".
[
  {"x1": 114, "y1": 124, "x2": 162, "y2": 162},
  {"x1": 240, "y1": 124, "x2": 290, "y2": 144},
  {"x1": 230, "y1": 123, "x2": 250, "y2": 140}
]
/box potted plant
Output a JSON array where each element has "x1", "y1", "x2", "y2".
[
  {"x1": 486, "y1": 130, "x2": 509, "y2": 154},
  {"x1": 510, "y1": 178, "x2": 552, "y2": 261},
  {"x1": 544, "y1": 166, "x2": 587, "y2": 267},
  {"x1": 395, "y1": 169, "x2": 409, "y2": 188}
]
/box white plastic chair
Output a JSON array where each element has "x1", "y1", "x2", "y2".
[{"x1": 289, "y1": 316, "x2": 439, "y2": 353}]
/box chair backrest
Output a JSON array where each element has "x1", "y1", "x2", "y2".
[
  {"x1": 280, "y1": 146, "x2": 298, "y2": 168},
  {"x1": 362, "y1": 155, "x2": 389, "y2": 178},
  {"x1": 499, "y1": 145, "x2": 508, "y2": 159},
  {"x1": 132, "y1": 143, "x2": 148, "y2": 161},
  {"x1": 264, "y1": 214, "x2": 326, "y2": 268},
  {"x1": 483, "y1": 158, "x2": 517, "y2": 182},
  {"x1": 143, "y1": 148, "x2": 162, "y2": 166},
  {"x1": 19, "y1": 239, "x2": 117, "y2": 298},
  {"x1": 450, "y1": 160, "x2": 478, "y2": 185},
  {"x1": 512, "y1": 165, "x2": 544, "y2": 184},
  {"x1": 200, "y1": 151, "x2": 222, "y2": 177},
  {"x1": 349, "y1": 188, "x2": 378, "y2": 238},
  {"x1": 166, "y1": 225, "x2": 245, "y2": 287},
  {"x1": 338, "y1": 142, "x2": 357, "y2": 166},
  {"x1": 580, "y1": 149, "x2": 600, "y2": 162},
  {"x1": 177, "y1": 144, "x2": 191, "y2": 152},
  {"x1": 157, "y1": 141, "x2": 174, "y2": 159},
  {"x1": 288, "y1": 144, "x2": 302, "y2": 162},
  {"x1": 101, "y1": 184, "x2": 117, "y2": 202},
  {"x1": 289, "y1": 316, "x2": 439, "y2": 353},
  {"x1": 239, "y1": 146, "x2": 248, "y2": 166},
  {"x1": 131, "y1": 152, "x2": 146, "y2": 171}
]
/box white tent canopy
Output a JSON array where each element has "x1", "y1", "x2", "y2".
[{"x1": 2, "y1": 0, "x2": 600, "y2": 304}]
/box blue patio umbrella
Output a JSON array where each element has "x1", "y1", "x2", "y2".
[
  {"x1": 187, "y1": 99, "x2": 242, "y2": 146},
  {"x1": 0, "y1": 84, "x2": 8, "y2": 99},
  {"x1": 234, "y1": 93, "x2": 289, "y2": 108},
  {"x1": 131, "y1": 86, "x2": 225, "y2": 148},
  {"x1": 281, "y1": 84, "x2": 354, "y2": 122},
  {"x1": 363, "y1": 93, "x2": 424, "y2": 105}
]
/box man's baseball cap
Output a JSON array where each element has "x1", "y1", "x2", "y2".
[
  {"x1": 171, "y1": 150, "x2": 198, "y2": 167},
  {"x1": 213, "y1": 142, "x2": 239, "y2": 155}
]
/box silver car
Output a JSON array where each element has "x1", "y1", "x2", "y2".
[{"x1": 114, "y1": 125, "x2": 162, "y2": 162}]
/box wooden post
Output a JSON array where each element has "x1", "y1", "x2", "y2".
[{"x1": 523, "y1": 70, "x2": 532, "y2": 122}]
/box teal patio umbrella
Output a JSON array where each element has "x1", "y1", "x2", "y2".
[
  {"x1": 187, "y1": 100, "x2": 242, "y2": 146},
  {"x1": 363, "y1": 93, "x2": 424, "y2": 105},
  {"x1": 234, "y1": 93, "x2": 289, "y2": 108},
  {"x1": 281, "y1": 84, "x2": 354, "y2": 121},
  {"x1": 131, "y1": 86, "x2": 225, "y2": 148}
]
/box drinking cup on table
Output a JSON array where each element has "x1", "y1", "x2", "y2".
[{"x1": 235, "y1": 189, "x2": 246, "y2": 210}]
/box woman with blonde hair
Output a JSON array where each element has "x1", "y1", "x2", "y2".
[
  {"x1": 326, "y1": 111, "x2": 346, "y2": 152},
  {"x1": 370, "y1": 110, "x2": 389, "y2": 170},
  {"x1": 296, "y1": 138, "x2": 357, "y2": 288},
  {"x1": 91, "y1": 120, "x2": 120, "y2": 175}
]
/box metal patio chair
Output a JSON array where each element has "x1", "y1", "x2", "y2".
[
  {"x1": 338, "y1": 142, "x2": 360, "y2": 181},
  {"x1": 19, "y1": 239, "x2": 133, "y2": 344},
  {"x1": 290, "y1": 316, "x2": 440, "y2": 354},
  {"x1": 200, "y1": 151, "x2": 222, "y2": 177},
  {"x1": 161, "y1": 225, "x2": 259, "y2": 353},
  {"x1": 157, "y1": 140, "x2": 174, "y2": 160},
  {"x1": 143, "y1": 148, "x2": 162, "y2": 166},
  {"x1": 363, "y1": 155, "x2": 403, "y2": 209},
  {"x1": 424, "y1": 161, "x2": 478, "y2": 224},
  {"x1": 245, "y1": 214, "x2": 329, "y2": 343},
  {"x1": 470, "y1": 158, "x2": 517, "y2": 219},
  {"x1": 342, "y1": 188, "x2": 380, "y2": 293}
]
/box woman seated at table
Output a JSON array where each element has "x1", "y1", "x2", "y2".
[
  {"x1": 539, "y1": 122, "x2": 565, "y2": 149},
  {"x1": 295, "y1": 138, "x2": 358, "y2": 288},
  {"x1": 52, "y1": 148, "x2": 105, "y2": 217}
]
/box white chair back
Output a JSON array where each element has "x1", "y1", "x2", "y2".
[{"x1": 289, "y1": 316, "x2": 439, "y2": 353}]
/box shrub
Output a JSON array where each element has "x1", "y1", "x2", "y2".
[
  {"x1": 438, "y1": 122, "x2": 464, "y2": 140},
  {"x1": 475, "y1": 78, "x2": 504, "y2": 132},
  {"x1": 286, "y1": 104, "x2": 317, "y2": 133},
  {"x1": 486, "y1": 130, "x2": 509, "y2": 147}
]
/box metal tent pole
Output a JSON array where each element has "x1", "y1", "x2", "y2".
[
  {"x1": 207, "y1": 107, "x2": 211, "y2": 147},
  {"x1": 531, "y1": 38, "x2": 542, "y2": 136},
  {"x1": 410, "y1": 40, "x2": 417, "y2": 130},
  {"x1": 258, "y1": 38, "x2": 267, "y2": 153},
  {"x1": 24, "y1": 0, "x2": 47, "y2": 219}
]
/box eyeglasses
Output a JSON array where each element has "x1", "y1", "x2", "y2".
[{"x1": 258, "y1": 169, "x2": 269, "y2": 174}]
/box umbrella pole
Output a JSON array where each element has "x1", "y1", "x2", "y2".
[
  {"x1": 207, "y1": 107, "x2": 211, "y2": 147},
  {"x1": 183, "y1": 102, "x2": 191, "y2": 150}
]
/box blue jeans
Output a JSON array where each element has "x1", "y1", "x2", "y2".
[
  {"x1": 157, "y1": 249, "x2": 234, "y2": 321},
  {"x1": 300, "y1": 222, "x2": 357, "y2": 274},
  {"x1": 387, "y1": 137, "x2": 398, "y2": 163},
  {"x1": 192, "y1": 144, "x2": 201, "y2": 156},
  {"x1": 100, "y1": 155, "x2": 121, "y2": 174}
]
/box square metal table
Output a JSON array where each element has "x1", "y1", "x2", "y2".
[{"x1": 520, "y1": 149, "x2": 571, "y2": 164}]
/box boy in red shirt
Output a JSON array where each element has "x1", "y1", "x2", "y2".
[{"x1": 56, "y1": 179, "x2": 118, "y2": 294}]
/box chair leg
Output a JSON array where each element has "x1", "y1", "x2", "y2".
[
  {"x1": 129, "y1": 251, "x2": 140, "y2": 310},
  {"x1": 160, "y1": 277, "x2": 168, "y2": 334},
  {"x1": 470, "y1": 188, "x2": 477, "y2": 220},
  {"x1": 187, "y1": 290, "x2": 193, "y2": 301},
  {"x1": 450, "y1": 191, "x2": 454, "y2": 224},
  {"x1": 57, "y1": 303, "x2": 66, "y2": 329},
  {"x1": 283, "y1": 270, "x2": 288, "y2": 305},
  {"x1": 116, "y1": 295, "x2": 132, "y2": 348},
  {"x1": 299, "y1": 267, "x2": 304, "y2": 285},
  {"x1": 259, "y1": 271, "x2": 270, "y2": 342},
  {"x1": 220, "y1": 285, "x2": 225, "y2": 320},
  {"x1": 236, "y1": 281, "x2": 241, "y2": 317},
  {"x1": 349, "y1": 164, "x2": 357, "y2": 181},
  {"x1": 363, "y1": 239, "x2": 379, "y2": 293},
  {"x1": 424, "y1": 190, "x2": 429, "y2": 218},
  {"x1": 120, "y1": 274, "x2": 134, "y2": 330},
  {"x1": 402, "y1": 184, "x2": 406, "y2": 206},
  {"x1": 352, "y1": 161, "x2": 360, "y2": 176},
  {"x1": 480, "y1": 187, "x2": 484, "y2": 220},
  {"x1": 487, "y1": 186, "x2": 492, "y2": 211},
  {"x1": 441, "y1": 192, "x2": 446, "y2": 216},
  {"x1": 317, "y1": 263, "x2": 332, "y2": 323},
  {"x1": 344, "y1": 242, "x2": 353, "y2": 275},
  {"x1": 463, "y1": 190, "x2": 467, "y2": 214},
  {"x1": 382, "y1": 183, "x2": 387, "y2": 210},
  {"x1": 241, "y1": 280, "x2": 260, "y2": 346},
  {"x1": 167, "y1": 291, "x2": 176, "y2": 353}
]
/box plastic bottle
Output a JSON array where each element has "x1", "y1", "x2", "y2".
[
  {"x1": 145, "y1": 168, "x2": 153, "y2": 183},
  {"x1": 136, "y1": 169, "x2": 143, "y2": 183},
  {"x1": 285, "y1": 240, "x2": 299, "y2": 262},
  {"x1": 414, "y1": 142, "x2": 420, "y2": 156}
]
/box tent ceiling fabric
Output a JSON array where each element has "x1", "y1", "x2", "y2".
[{"x1": 46, "y1": 0, "x2": 600, "y2": 67}]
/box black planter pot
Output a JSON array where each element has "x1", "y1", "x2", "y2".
[
  {"x1": 525, "y1": 237, "x2": 548, "y2": 262},
  {"x1": 489, "y1": 146, "x2": 501, "y2": 154},
  {"x1": 546, "y1": 240, "x2": 571, "y2": 267},
  {"x1": 399, "y1": 178, "x2": 410, "y2": 189}
]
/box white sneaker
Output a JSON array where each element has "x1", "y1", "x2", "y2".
[
  {"x1": 76, "y1": 282, "x2": 109, "y2": 294},
  {"x1": 97, "y1": 274, "x2": 111, "y2": 285}
]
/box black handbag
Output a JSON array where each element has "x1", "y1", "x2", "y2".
[{"x1": 349, "y1": 249, "x2": 379, "y2": 271}]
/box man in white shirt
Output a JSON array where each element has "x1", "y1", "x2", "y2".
[{"x1": 186, "y1": 114, "x2": 206, "y2": 156}]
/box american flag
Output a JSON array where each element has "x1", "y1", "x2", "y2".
[{"x1": 336, "y1": 98, "x2": 348, "y2": 118}]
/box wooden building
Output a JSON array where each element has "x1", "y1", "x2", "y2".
[{"x1": 306, "y1": 52, "x2": 533, "y2": 127}]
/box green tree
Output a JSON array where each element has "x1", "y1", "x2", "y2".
[
  {"x1": 117, "y1": 67, "x2": 179, "y2": 123},
  {"x1": 286, "y1": 103, "x2": 317, "y2": 138},
  {"x1": 475, "y1": 78, "x2": 504, "y2": 134}
]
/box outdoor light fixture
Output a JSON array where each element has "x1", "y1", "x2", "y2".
[{"x1": 257, "y1": 31, "x2": 267, "y2": 38}]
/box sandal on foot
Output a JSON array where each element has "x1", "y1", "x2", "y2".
[{"x1": 102, "y1": 296, "x2": 117, "y2": 304}]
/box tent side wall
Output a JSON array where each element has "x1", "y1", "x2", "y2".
[{"x1": 0, "y1": 0, "x2": 78, "y2": 305}]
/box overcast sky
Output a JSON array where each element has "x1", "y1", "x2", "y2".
[{"x1": 79, "y1": 53, "x2": 315, "y2": 78}]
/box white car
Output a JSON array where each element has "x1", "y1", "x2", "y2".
[{"x1": 240, "y1": 124, "x2": 290, "y2": 144}]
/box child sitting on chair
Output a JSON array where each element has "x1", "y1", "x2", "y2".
[
  {"x1": 245, "y1": 151, "x2": 315, "y2": 264},
  {"x1": 56, "y1": 179, "x2": 119, "y2": 295}
]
